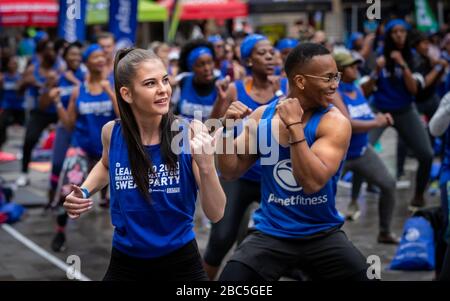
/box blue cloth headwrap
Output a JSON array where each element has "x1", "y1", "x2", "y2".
[
  {"x1": 83, "y1": 44, "x2": 103, "y2": 63},
  {"x1": 276, "y1": 38, "x2": 299, "y2": 51},
  {"x1": 240, "y1": 34, "x2": 268, "y2": 60},
  {"x1": 34, "y1": 31, "x2": 48, "y2": 43},
  {"x1": 187, "y1": 47, "x2": 213, "y2": 71},
  {"x1": 207, "y1": 35, "x2": 223, "y2": 44},
  {"x1": 347, "y1": 32, "x2": 364, "y2": 50},
  {"x1": 385, "y1": 19, "x2": 411, "y2": 33}
]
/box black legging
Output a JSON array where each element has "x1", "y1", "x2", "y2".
[
  {"x1": 0, "y1": 109, "x2": 25, "y2": 148},
  {"x1": 203, "y1": 178, "x2": 260, "y2": 267},
  {"x1": 353, "y1": 105, "x2": 433, "y2": 198},
  {"x1": 21, "y1": 110, "x2": 58, "y2": 173}
]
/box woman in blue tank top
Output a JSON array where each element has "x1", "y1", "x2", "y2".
[
  {"x1": 63, "y1": 48, "x2": 225, "y2": 281},
  {"x1": 173, "y1": 39, "x2": 221, "y2": 121},
  {"x1": 203, "y1": 34, "x2": 289, "y2": 280},
  {"x1": 0, "y1": 56, "x2": 25, "y2": 150},
  {"x1": 40, "y1": 42, "x2": 85, "y2": 211},
  {"x1": 429, "y1": 93, "x2": 450, "y2": 280},
  {"x1": 16, "y1": 40, "x2": 60, "y2": 187},
  {"x1": 332, "y1": 52, "x2": 399, "y2": 244},
  {"x1": 217, "y1": 43, "x2": 370, "y2": 281},
  {"x1": 49, "y1": 44, "x2": 117, "y2": 253},
  {"x1": 364, "y1": 19, "x2": 434, "y2": 209}
]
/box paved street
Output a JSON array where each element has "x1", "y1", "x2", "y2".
[{"x1": 0, "y1": 125, "x2": 440, "y2": 281}]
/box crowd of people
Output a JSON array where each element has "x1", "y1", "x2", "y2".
[{"x1": 0, "y1": 18, "x2": 449, "y2": 281}]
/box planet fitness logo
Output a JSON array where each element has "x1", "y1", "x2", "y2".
[
  {"x1": 273, "y1": 159, "x2": 302, "y2": 192},
  {"x1": 405, "y1": 228, "x2": 420, "y2": 242}
]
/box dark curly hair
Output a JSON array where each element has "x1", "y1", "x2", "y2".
[{"x1": 178, "y1": 39, "x2": 215, "y2": 73}]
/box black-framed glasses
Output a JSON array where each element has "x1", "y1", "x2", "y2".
[{"x1": 302, "y1": 72, "x2": 342, "y2": 84}]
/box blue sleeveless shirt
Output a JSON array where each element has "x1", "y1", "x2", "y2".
[
  {"x1": 109, "y1": 121, "x2": 198, "y2": 258},
  {"x1": 58, "y1": 68, "x2": 85, "y2": 108},
  {"x1": 235, "y1": 77, "x2": 288, "y2": 181},
  {"x1": 1, "y1": 73, "x2": 24, "y2": 110},
  {"x1": 177, "y1": 74, "x2": 218, "y2": 120},
  {"x1": 338, "y1": 85, "x2": 375, "y2": 160},
  {"x1": 71, "y1": 83, "x2": 116, "y2": 159},
  {"x1": 253, "y1": 100, "x2": 344, "y2": 238}
]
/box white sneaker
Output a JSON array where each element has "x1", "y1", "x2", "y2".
[
  {"x1": 16, "y1": 174, "x2": 29, "y2": 187},
  {"x1": 396, "y1": 175, "x2": 411, "y2": 189}
]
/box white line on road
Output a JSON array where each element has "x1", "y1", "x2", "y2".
[{"x1": 1, "y1": 224, "x2": 91, "y2": 281}]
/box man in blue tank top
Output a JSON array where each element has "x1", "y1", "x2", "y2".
[{"x1": 217, "y1": 43, "x2": 371, "y2": 281}]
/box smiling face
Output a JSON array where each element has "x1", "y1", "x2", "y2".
[
  {"x1": 295, "y1": 54, "x2": 339, "y2": 107},
  {"x1": 86, "y1": 50, "x2": 106, "y2": 74},
  {"x1": 249, "y1": 40, "x2": 276, "y2": 75},
  {"x1": 120, "y1": 59, "x2": 172, "y2": 117}
]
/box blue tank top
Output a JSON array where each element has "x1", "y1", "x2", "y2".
[
  {"x1": 71, "y1": 82, "x2": 116, "y2": 159},
  {"x1": 254, "y1": 100, "x2": 344, "y2": 238},
  {"x1": 29, "y1": 61, "x2": 59, "y2": 113},
  {"x1": 58, "y1": 68, "x2": 85, "y2": 108},
  {"x1": 339, "y1": 85, "x2": 375, "y2": 160},
  {"x1": 109, "y1": 121, "x2": 198, "y2": 258},
  {"x1": 441, "y1": 129, "x2": 450, "y2": 186},
  {"x1": 177, "y1": 74, "x2": 218, "y2": 120},
  {"x1": 235, "y1": 77, "x2": 289, "y2": 182},
  {"x1": 373, "y1": 66, "x2": 415, "y2": 111},
  {"x1": 1, "y1": 73, "x2": 24, "y2": 110}
]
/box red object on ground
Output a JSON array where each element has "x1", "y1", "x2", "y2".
[
  {"x1": 0, "y1": 212, "x2": 7, "y2": 224},
  {"x1": 160, "y1": 0, "x2": 248, "y2": 20},
  {"x1": 0, "y1": 151, "x2": 16, "y2": 162},
  {"x1": 0, "y1": 0, "x2": 58, "y2": 27}
]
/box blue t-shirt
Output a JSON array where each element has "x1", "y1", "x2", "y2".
[
  {"x1": 71, "y1": 83, "x2": 116, "y2": 159},
  {"x1": 253, "y1": 100, "x2": 344, "y2": 238},
  {"x1": 235, "y1": 77, "x2": 288, "y2": 181},
  {"x1": 339, "y1": 85, "x2": 375, "y2": 160},
  {"x1": 1, "y1": 73, "x2": 24, "y2": 110},
  {"x1": 109, "y1": 121, "x2": 198, "y2": 258}
]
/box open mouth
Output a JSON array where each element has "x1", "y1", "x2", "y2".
[{"x1": 155, "y1": 98, "x2": 168, "y2": 105}]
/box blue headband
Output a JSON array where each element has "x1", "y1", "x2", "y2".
[
  {"x1": 83, "y1": 44, "x2": 103, "y2": 62},
  {"x1": 207, "y1": 35, "x2": 223, "y2": 44},
  {"x1": 276, "y1": 38, "x2": 299, "y2": 51},
  {"x1": 187, "y1": 47, "x2": 213, "y2": 71},
  {"x1": 385, "y1": 19, "x2": 411, "y2": 33},
  {"x1": 347, "y1": 32, "x2": 364, "y2": 50},
  {"x1": 240, "y1": 34, "x2": 268, "y2": 60}
]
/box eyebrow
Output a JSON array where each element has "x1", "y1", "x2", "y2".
[{"x1": 141, "y1": 74, "x2": 169, "y2": 83}]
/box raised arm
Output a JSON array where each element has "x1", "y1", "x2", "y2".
[
  {"x1": 429, "y1": 92, "x2": 450, "y2": 137},
  {"x1": 216, "y1": 101, "x2": 262, "y2": 181},
  {"x1": 277, "y1": 98, "x2": 351, "y2": 194},
  {"x1": 190, "y1": 120, "x2": 226, "y2": 223},
  {"x1": 63, "y1": 121, "x2": 114, "y2": 219}
]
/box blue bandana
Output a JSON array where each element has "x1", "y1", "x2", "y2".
[
  {"x1": 207, "y1": 35, "x2": 223, "y2": 44},
  {"x1": 240, "y1": 34, "x2": 268, "y2": 60},
  {"x1": 187, "y1": 47, "x2": 213, "y2": 71},
  {"x1": 82, "y1": 44, "x2": 103, "y2": 63},
  {"x1": 385, "y1": 19, "x2": 411, "y2": 33},
  {"x1": 276, "y1": 38, "x2": 299, "y2": 51}
]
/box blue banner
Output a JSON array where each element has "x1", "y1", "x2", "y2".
[
  {"x1": 109, "y1": 0, "x2": 138, "y2": 49},
  {"x1": 58, "y1": 0, "x2": 87, "y2": 43}
]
